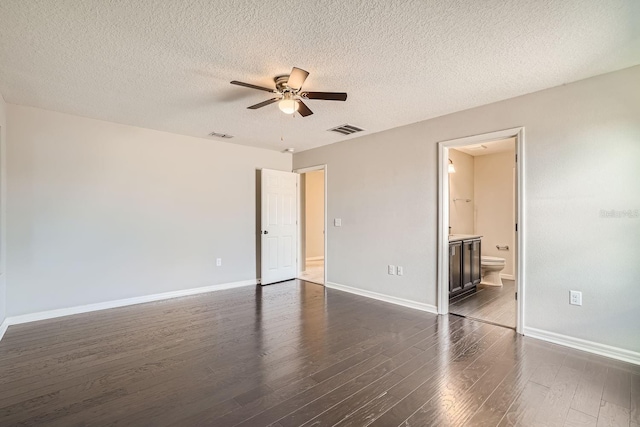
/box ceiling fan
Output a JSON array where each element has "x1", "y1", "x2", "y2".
[{"x1": 230, "y1": 67, "x2": 347, "y2": 117}]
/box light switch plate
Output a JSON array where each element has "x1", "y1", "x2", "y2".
[
  {"x1": 334, "y1": 218, "x2": 342, "y2": 227},
  {"x1": 397, "y1": 266, "x2": 404, "y2": 276},
  {"x1": 388, "y1": 265, "x2": 396, "y2": 275}
]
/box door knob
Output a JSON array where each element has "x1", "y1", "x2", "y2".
[{"x1": 263, "y1": 230, "x2": 269, "y2": 234}]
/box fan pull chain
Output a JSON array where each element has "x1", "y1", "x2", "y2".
[{"x1": 280, "y1": 106, "x2": 284, "y2": 142}]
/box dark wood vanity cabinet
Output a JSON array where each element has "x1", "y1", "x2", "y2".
[{"x1": 450, "y1": 238, "x2": 481, "y2": 297}]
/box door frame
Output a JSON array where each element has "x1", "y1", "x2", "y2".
[
  {"x1": 294, "y1": 164, "x2": 327, "y2": 285},
  {"x1": 437, "y1": 127, "x2": 525, "y2": 334}
]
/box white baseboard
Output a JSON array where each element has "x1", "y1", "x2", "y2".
[
  {"x1": 0, "y1": 279, "x2": 257, "y2": 340},
  {"x1": 523, "y1": 327, "x2": 640, "y2": 366},
  {"x1": 325, "y1": 281, "x2": 437, "y2": 314},
  {"x1": 305, "y1": 256, "x2": 324, "y2": 261},
  {"x1": 500, "y1": 274, "x2": 515, "y2": 280},
  {"x1": 0, "y1": 318, "x2": 8, "y2": 342}
]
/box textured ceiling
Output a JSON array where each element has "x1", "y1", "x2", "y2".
[{"x1": 1, "y1": 1, "x2": 639, "y2": 152}]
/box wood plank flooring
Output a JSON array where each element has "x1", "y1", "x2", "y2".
[
  {"x1": 0, "y1": 280, "x2": 638, "y2": 426},
  {"x1": 450, "y1": 280, "x2": 516, "y2": 328}
]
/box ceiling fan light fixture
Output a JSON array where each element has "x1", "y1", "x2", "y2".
[{"x1": 278, "y1": 93, "x2": 298, "y2": 114}]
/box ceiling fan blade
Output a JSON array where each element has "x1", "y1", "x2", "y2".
[
  {"x1": 231, "y1": 80, "x2": 275, "y2": 93},
  {"x1": 247, "y1": 97, "x2": 280, "y2": 109},
  {"x1": 296, "y1": 100, "x2": 313, "y2": 117},
  {"x1": 303, "y1": 92, "x2": 348, "y2": 101},
  {"x1": 287, "y1": 67, "x2": 309, "y2": 91}
]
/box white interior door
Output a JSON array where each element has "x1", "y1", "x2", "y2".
[{"x1": 261, "y1": 169, "x2": 298, "y2": 285}]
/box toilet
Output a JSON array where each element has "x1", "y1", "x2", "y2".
[{"x1": 480, "y1": 256, "x2": 506, "y2": 287}]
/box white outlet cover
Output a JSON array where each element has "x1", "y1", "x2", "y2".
[
  {"x1": 570, "y1": 290, "x2": 582, "y2": 306},
  {"x1": 397, "y1": 266, "x2": 404, "y2": 276},
  {"x1": 388, "y1": 265, "x2": 396, "y2": 275}
]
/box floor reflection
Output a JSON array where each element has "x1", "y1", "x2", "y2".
[
  {"x1": 449, "y1": 279, "x2": 516, "y2": 328},
  {"x1": 252, "y1": 280, "x2": 327, "y2": 384}
]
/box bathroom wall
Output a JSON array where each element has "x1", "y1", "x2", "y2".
[
  {"x1": 474, "y1": 149, "x2": 516, "y2": 277},
  {"x1": 448, "y1": 149, "x2": 474, "y2": 234},
  {"x1": 305, "y1": 170, "x2": 324, "y2": 260}
]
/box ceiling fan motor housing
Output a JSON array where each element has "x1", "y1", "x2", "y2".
[{"x1": 275, "y1": 75, "x2": 293, "y2": 93}]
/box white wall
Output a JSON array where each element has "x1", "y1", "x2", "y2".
[
  {"x1": 0, "y1": 93, "x2": 6, "y2": 325},
  {"x1": 474, "y1": 150, "x2": 516, "y2": 277},
  {"x1": 294, "y1": 66, "x2": 640, "y2": 354},
  {"x1": 6, "y1": 105, "x2": 291, "y2": 316},
  {"x1": 305, "y1": 170, "x2": 324, "y2": 259},
  {"x1": 448, "y1": 149, "x2": 474, "y2": 234}
]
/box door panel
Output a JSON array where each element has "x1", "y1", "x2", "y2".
[
  {"x1": 261, "y1": 169, "x2": 298, "y2": 285},
  {"x1": 282, "y1": 236, "x2": 293, "y2": 267},
  {"x1": 267, "y1": 194, "x2": 278, "y2": 226},
  {"x1": 267, "y1": 237, "x2": 278, "y2": 270},
  {"x1": 282, "y1": 196, "x2": 294, "y2": 225}
]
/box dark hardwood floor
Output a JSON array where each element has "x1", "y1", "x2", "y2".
[
  {"x1": 450, "y1": 280, "x2": 516, "y2": 328},
  {"x1": 0, "y1": 280, "x2": 638, "y2": 426}
]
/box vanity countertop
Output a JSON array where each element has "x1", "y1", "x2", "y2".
[{"x1": 449, "y1": 234, "x2": 483, "y2": 242}]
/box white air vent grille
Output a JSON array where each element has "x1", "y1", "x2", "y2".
[
  {"x1": 208, "y1": 131, "x2": 234, "y2": 139},
  {"x1": 328, "y1": 124, "x2": 364, "y2": 136}
]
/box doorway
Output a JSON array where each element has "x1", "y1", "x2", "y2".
[
  {"x1": 438, "y1": 128, "x2": 525, "y2": 333},
  {"x1": 295, "y1": 165, "x2": 326, "y2": 285}
]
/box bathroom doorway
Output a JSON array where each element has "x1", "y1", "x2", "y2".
[
  {"x1": 296, "y1": 166, "x2": 326, "y2": 285},
  {"x1": 438, "y1": 128, "x2": 524, "y2": 332}
]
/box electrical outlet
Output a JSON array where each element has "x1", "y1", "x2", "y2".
[
  {"x1": 216, "y1": 258, "x2": 222, "y2": 267},
  {"x1": 570, "y1": 290, "x2": 582, "y2": 306},
  {"x1": 388, "y1": 265, "x2": 396, "y2": 275},
  {"x1": 396, "y1": 266, "x2": 404, "y2": 276},
  {"x1": 334, "y1": 218, "x2": 342, "y2": 227}
]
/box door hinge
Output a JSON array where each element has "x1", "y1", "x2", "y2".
[
  {"x1": 515, "y1": 223, "x2": 518, "y2": 232},
  {"x1": 515, "y1": 292, "x2": 518, "y2": 300},
  {"x1": 515, "y1": 153, "x2": 518, "y2": 162}
]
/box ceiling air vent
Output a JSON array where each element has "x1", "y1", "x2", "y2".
[
  {"x1": 328, "y1": 124, "x2": 364, "y2": 136},
  {"x1": 208, "y1": 131, "x2": 234, "y2": 139}
]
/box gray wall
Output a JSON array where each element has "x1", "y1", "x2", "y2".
[
  {"x1": 294, "y1": 66, "x2": 640, "y2": 353},
  {"x1": 6, "y1": 105, "x2": 291, "y2": 316}
]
